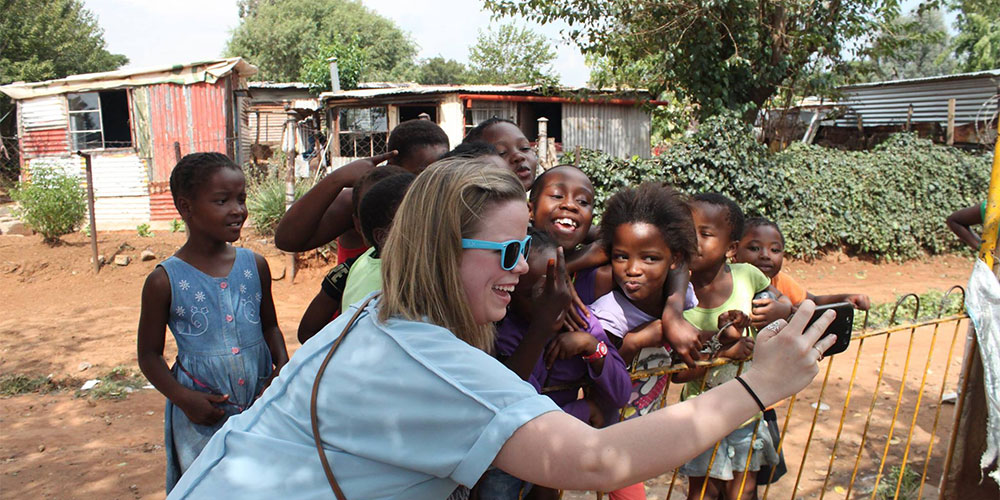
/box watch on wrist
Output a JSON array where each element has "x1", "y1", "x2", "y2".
[{"x1": 582, "y1": 341, "x2": 608, "y2": 361}]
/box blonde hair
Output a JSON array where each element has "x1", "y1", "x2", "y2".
[{"x1": 379, "y1": 158, "x2": 526, "y2": 352}]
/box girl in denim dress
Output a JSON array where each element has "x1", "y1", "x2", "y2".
[{"x1": 137, "y1": 153, "x2": 288, "y2": 493}]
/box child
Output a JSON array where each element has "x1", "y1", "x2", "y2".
[
  {"x1": 675, "y1": 194, "x2": 789, "y2": 500},
  {"x1": 274, "y1": 119, "x2": 448, "y2": 254},
  {"x1": 463, "y1": 118, "x2": 538, "y2": 191},
  {"x1": 735, "y1": 217, "x2": 870, "y2": 311},
  {"x1": 340, "y1": 172, "x2": 416, "y2": 310},
  {"x1": 588, "y1": 183, "x2": 699, "y2": 500},
  {"x1": 136, "y1": 153, "x2": 289, "y2": 492},
  {"x1": 946, "y1": 201, "x2": 988, "y2": 252},
  {"x1": 483, "y1": 229, "x2": 632, "y2": 499},
  {"x1": 529, "y1": 167, "x2": 706, "y2": 367},
  {"x1": 296, "y1": 166, "x2": 409, "y2": 343}
]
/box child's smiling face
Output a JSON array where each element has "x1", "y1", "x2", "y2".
[
  {"x1": 735, "y1": 225, "x2": 784, "y2": 278},
  {"x1": 182, "y1": 167, "x2": 248, "y2": 243},
  {"x1": 610, "y1": 222, "x2": 676, "y2": 314},
  {"x1": 689, "y1": 201, "x2": 737, "y2": 273},
  {"x1": 529, "y1": 167, "x2": 594, "y2": 250}
]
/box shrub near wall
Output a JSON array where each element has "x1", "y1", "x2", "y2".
[{"x1": 569, "y1": 115, "x2": 990, "y2": 261}]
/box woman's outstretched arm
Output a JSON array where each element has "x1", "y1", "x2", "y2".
[{"x1": 494, "y1": 301, "x2": 837, "y2": 491}]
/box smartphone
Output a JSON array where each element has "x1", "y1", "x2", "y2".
[{"x1": 806, "y1": 302, "x2": 854, "y2": 356}]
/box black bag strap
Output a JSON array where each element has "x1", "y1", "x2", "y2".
[{"x1": 310, "y1": 294, "x2": 379, "y2": 500}]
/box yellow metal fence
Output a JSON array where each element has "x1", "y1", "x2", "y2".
[{"x1": 590, "y1": 287, "x2": 969, "y2": 500}]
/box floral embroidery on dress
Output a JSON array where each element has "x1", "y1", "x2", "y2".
[
  {"x1": 175, "y1": 306, "x2": 185, "y2": 317},
  {"x1": 243, "y1": 269, "x2": 253, "y2": 279},
  {"x1": 194, "y1": 291, "x2": 206, "y2": 302},
  {"x1": 255, "y1": 292, "x2": 262, "y2": 301},
  {"x1": 239, "y1": 284, "x2": 247, "y2": 294},
  {"x1": 179, "y1": 279, "x2": 190, "y2": 291}
]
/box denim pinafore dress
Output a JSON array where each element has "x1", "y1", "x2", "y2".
[{"x1": 159, "y1": 248, "x2": 273, "y2": 492}]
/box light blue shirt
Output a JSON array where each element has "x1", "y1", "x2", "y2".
[{"x1": 168, "y1": 295, "x2": 559, "y2": 499}]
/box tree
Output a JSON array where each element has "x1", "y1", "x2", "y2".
[
  {"x1": 226, "y1": 0, "x2": 416, "y2": 83},
  {"x1": 298, "y1": 35, "x2": 368, "y2": 90},
  {"x1": 1, "y1": 0, "x2": 127, "y2": 178},
  {"x1": 413, "y1": 56, "x2": 471, "y2": 85},
  {"x1": 467, "y1": 23, "x2": 559, "y2": 85},
  {"x1": 856, "y1": 8, "x2": 958, "y2": 81},
  {"x1": 486, "y1": 0, "x2": 901, "y2": 121},
  {"x1": 951, "y1": 0, "x2": 1000, "y2": 71}
]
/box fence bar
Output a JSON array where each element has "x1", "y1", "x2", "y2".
[
  {"x1": 846, "y1": 331, "x2": 893, "y2": 498},
  {"x1": 762, "y1": 394, "x2": 798, "y2": 500},
  {"x1": 790, "y1": 355, "x2": 836, "y2": 499},
  {"x1": 917, "y1": 316, "x2": 963, "y2": 500},
  {"x1": 819, "y1": 336, "x2": 869, "y2": 500}
]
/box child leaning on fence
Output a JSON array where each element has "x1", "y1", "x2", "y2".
[
  {"x1": 136, "y1": 153, "x2": 289, "y2": 493},
  {"x1": 673, "y1": 194, "x2": 791, "y2": 500}
]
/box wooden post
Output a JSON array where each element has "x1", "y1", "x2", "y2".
[
  {"x1": 856, "y1": 115, "x2": 865, "y2": 148},
  {"x1": 79, "y1": 152, "x2": 99, "y2": 273},
  {"x1": 947, "y1": 98, "x2": 956, "y2": 146},
  {"x1": 283, "y1": 107, "x2": 298, "y2": 282},
  {"x1": 904, "y1": 104, "x2": 913, "y2": 131},
  {"x1": 574, "y1": 145, "x2": 581, "y2": 167},
  {"x1": 536, "y1": 116, "x2": 548, "y2": 175},
  {"x1": 801, "y1": 110, "x2": 821, "y2": 145},
  {"x1": 174, "y1": 141, "x2": 182, "y2": 163}
]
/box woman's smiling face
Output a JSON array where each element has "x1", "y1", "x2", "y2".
[{"x1": 459, "y1": 199, "x2": 531, "y2": 325}]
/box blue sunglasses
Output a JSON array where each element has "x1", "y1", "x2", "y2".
[{"x1": 461, "y1": 236, "x2": 532, "y2": 271}]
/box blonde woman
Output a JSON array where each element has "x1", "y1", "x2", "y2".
[{"x1": 168, "y1": 159, "x2": 837, "y2": 499}]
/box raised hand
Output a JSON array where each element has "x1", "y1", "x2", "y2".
[
  {"x1": 544, "y1": 331, "x2": 599, "y2": 368},
  {"x1": 750, "y1": 297, "x2": 792, "y2": 329}
]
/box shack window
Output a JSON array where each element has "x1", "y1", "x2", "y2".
[
  {"x1": 338, "y1": 106, "x2": 388, "y2": 157},
  {"x1": 67, "y1": 90, "x2": 132, "y2": 150},
  {"x1": 464, "y1": 101, "x2": 517, "y2": 135}
]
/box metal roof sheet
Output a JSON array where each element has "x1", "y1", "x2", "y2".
[
  {"x1": 0, "y1": 58, "x2": 257, "y2": 100},
  {"x1": 319, "y1": 84, "x2": 651, "y2": 101}
]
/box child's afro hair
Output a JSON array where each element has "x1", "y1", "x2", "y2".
[
  {"x1": 692, "y1": 192, "x2": 745, "y2": 242},
  {"x1": 169, "y1": 152, "x2": 241, "y2": 204},
  {"x1": 462, "y1": 117, "x2": 517, "y2": 143},
  {"x1": 440, "y1": 141, "x2": 500, "y2": 160},
  {"x1": 743, "y1": 216, "x2": 783, "y2": 244},
  {"x1": 387, "y1": 119, "x2": 449, "y2": 164},
  {"x1": 600, "y1": 182, "x2": 697, "y2": 263},
  {"x1": 358, "y1": 173, "x2": 416, "y2": 251}
]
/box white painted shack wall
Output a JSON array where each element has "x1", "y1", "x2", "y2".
[
  {"x1": 89, "y1": 152, "x2": 151, "y2": 229},
  {"x1": 563, "y1": 104, "x2": 651, "y2": 158},
  {"x1": 439, "y1": 94, "x2": 465, "y2": 149},
  {"x1": 20, "y1": 95, "x2": 67, "y2": 130}
]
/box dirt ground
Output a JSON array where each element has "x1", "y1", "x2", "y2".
[{"x1": 0, "y1": 229, "x2": 976, "y2": 499}]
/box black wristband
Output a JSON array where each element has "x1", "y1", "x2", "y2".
[{"x1": 735, "y1": 375, "x2": 766, "y2": 412}]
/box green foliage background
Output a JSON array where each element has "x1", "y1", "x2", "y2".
[
  {"x1": 567, "y1": 115, "x2": 990, "y2": 261},
  {"x1": 246, "y1": 169, "x2": 314, "y2": 236}
]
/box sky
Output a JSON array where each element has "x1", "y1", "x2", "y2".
[{"x1": 81, "y1": 0, "x2": 592, "y2": 86}]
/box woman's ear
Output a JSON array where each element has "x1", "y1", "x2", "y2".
[{"x1": 527, "y1": 200, "x2": 535, "y2": 224}]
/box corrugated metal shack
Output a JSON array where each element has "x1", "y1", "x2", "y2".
[
  {"x1": 0, "y1": 58, "x2": 257, "y2": 229},
  {"x1": 320, "y1": 84, "x2": 655, "y2": 168},
  {"x1": 247, "y1": 82, "x2": 320, "y2": 147}
]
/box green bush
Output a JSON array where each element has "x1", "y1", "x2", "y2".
[
  {"x1": 246, "y1": 168, "x2": 314, "y2": 236},
  {"x1": 568, "y1": 114, "x2": 991, "y2": 261},
  {"x1": 10, "y1": 166, "x2": 87, "y2": 243}
]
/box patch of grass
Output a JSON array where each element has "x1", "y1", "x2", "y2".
[
  {"x1": 136, "y1": 223, "x2": 154, "y2": 238},
  {"x1": 875, "y1": 464, "x2": 922, "y2": 500},
  {"x1": 85, "y1": 366, "x2": 148, "y2": 400},
  {"x1": 0, "y1": 373, "x2": 65, "y2": 396}
]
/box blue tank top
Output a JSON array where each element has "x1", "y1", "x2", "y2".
[{"x1": 159, "y1": 247, "x2": 273, "y2": 409}]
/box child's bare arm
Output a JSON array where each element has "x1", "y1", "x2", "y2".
[
  {"x1": 592, "y1": 265, "x2": 615, "y2": 299},
  {"x1": 618, "y1": 320, "x2": 662, "y2": 364},
  {"x1": 661, "y1": 264, "x2": 702, "y2": 367},
  {"x1": 255, "y1": 254, "x2": 289, "y2": 372},
  {"x1": 809, "y1": 292, "x2": 871, "y2": 311},
  {"x1": 671, "y1": 365, "x2": 707, "y2": 383},
  {"x1": 504, "y1": 251, "x2": 571, "y2": 380},
  {"x1": 137, "y1": 268, "x2": 228, "y2": 425},
  {"x1": 298, "y1": 293, "x2": 338, "y2": 344},
  {"x1": 565, "y1": 241, "x2": 608, "y2": 274},
  {"x1": 946, "y1": 204, "x2": 984, "y2": 251},
  {"x1": 274, "y1": 151, "x2": 395, "y2": 252}
]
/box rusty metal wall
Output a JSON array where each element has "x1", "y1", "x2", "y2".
[
  {"x1": 836, "y1": 71, "x2": 1000, "y2": 126},
  {"x1": 562, "y1": 103, "x2": 651, "y2": 158},
  {"x1": 145, "y1": 80, "x2": 230, "y2": 184},
  {"x1": 19, "y1": 96, "x2": 70, "y2": 158}
]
